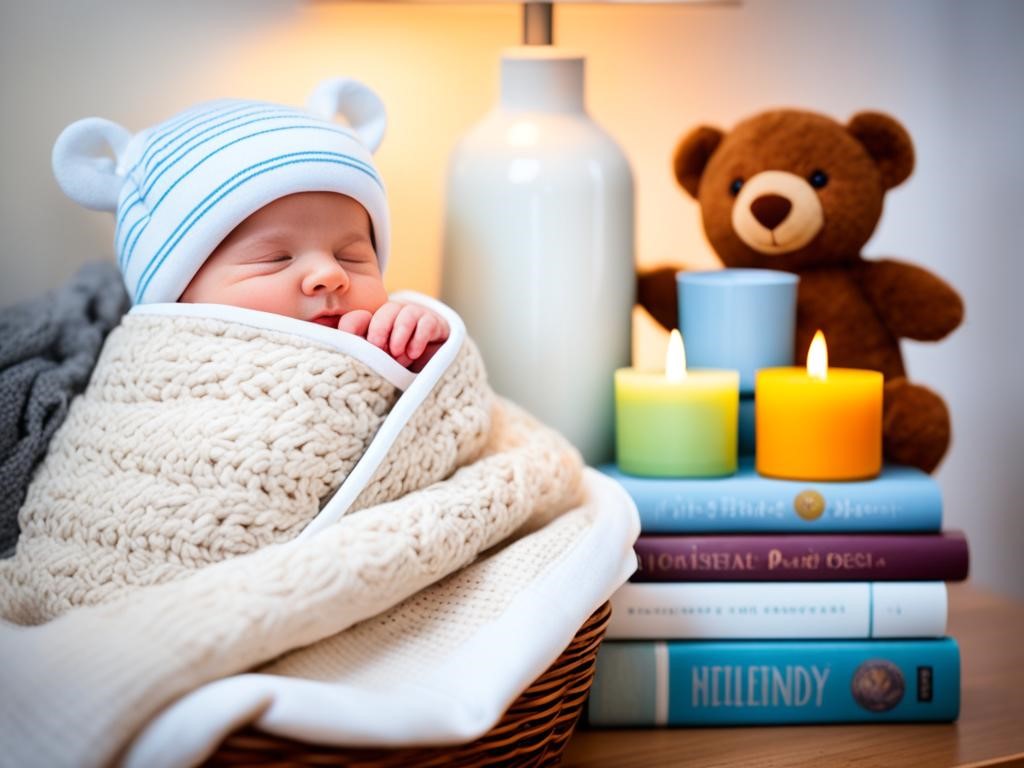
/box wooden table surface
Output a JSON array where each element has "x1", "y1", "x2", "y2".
[{"x1": 563, "y1": 582, "x2": 1024, "y2": 767}]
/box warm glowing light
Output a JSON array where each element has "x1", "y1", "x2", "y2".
[
  {"x1": 506, "y1": 120, "x2": 540, "y2": 147},
  {"x1": 666, "y1": 329, "x2": 687, "y2": 382},
  {"x1": 807, "y1": 329, "x2": 828, "y2": 381}
]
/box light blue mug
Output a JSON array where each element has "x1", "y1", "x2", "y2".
[{"x1": 676, "y1": 268, "x2": 799, "y2": 394}]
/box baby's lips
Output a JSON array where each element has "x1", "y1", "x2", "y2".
[{"x1": 310, "y1": 315, "x2": 342, "y2": 328}]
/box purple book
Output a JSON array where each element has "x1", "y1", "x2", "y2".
[{"x1": 632, "y1": 531, "x2": 969, "y2": 582}]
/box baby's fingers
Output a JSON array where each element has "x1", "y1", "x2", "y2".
[
  {"x1": 337, "y1": 309, "x2": 372, "y2": 337},
  {"x1": 407, "y1": 315, "x2": 446, "y2": 360},
  {"x1": 366, "y1": 302, "x2": 403, "y2": 351},
  {"x1": 388, "y1": 304, "x2": 423, "y2": 358}
]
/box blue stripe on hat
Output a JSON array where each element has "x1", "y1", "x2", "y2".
[
  {"x1": 141, "y1": 117, "x2": 371, "y2": 205},
  {"x1": 116, "y1": 104, "x2": 269, "y2": 243},
  {"x1": 134, "y1": 151, "x2": 383, "y2": 303},
  {"x1": 122, "y1": 101, "x2": 248, "y2": 187},
  {"x1": 141, "y1": 108, "x2": 295, "y2": 192},
  {"x1": 117, "y1": 105, "x2": 281, "y2": 232},
  {"x1": 148, "y1": 100, "x2": 237, "y2": 146},
  {"x1": 119, "y1": 122, "x2": 379, "y2": 268},
  {"x1": 140, "y1": 102, "x2": 261, "y2": 177},
  {"x1": 116, "y1": 110, "x2": 370, "y2": 250},
  {"x1": 114, "y1": 197, "x2": 143, "y2": 249},
  {"x1": 133, "y1": 101, "x2": 227, "y2": 165},
  {"x1": 120, "y1": 220, "x2": 143, "y2": 270},
  {"x1": 116, "y1": 111, "x2": 290, "y2": 250},
  {"x1": 120, "y1": 194, "x2": 154, "y2": 268}
]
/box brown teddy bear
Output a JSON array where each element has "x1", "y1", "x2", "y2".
[{"x1": 638, "y1": 109, "x2": 964, "y2": 473}]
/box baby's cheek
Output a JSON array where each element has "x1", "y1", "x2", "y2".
[
  {"x1": 215, "y1": 277, "x2": 302, "y2": 318},
  {"x1": 348, "y1": 276, "x2": 390, "y2": 313},
  {"x1": 243, "y1": 282, "x2": 284, "y2": 308}
]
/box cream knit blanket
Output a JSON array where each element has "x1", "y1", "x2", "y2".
[
  {"x1": 0, "y1": 299, "x2": 493, "y2": 623},
  {"x1": 0, "y1": 297, "x2": 596, "y2": 768}
]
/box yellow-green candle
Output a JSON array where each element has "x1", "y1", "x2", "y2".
[{"x1": 615, "y1": 330, "x2": 739, "y2": 477}]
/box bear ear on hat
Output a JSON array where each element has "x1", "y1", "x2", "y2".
[
  {"x1": 673, "y1": 125, "x2": 725, "y2": 199},
  {"x1": 52, "y1": 117, "x2": 132, "y2": 212},
  {"x1": 307, "y1": 78, "x2": 387, "y2": 153},
  {"x1": 847, "y1": 111, "x2": 915, "y2": 190}
]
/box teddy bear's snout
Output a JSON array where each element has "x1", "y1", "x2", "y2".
[
  {"x1": 750, "y1": 194, "x2": 792, "y2": 230},
  {"x1": 730, "y1": 170, "x2": 824, "y2": 255}
]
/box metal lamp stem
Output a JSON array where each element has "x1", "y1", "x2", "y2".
[{"x1": 523, "y1": 2, "x2": 553, "y2": 45}]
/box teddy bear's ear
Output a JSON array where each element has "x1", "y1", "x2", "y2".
[
  {"x1": 847, "y1": 112, "x2": 915, "y2": 190},
  {"x1": 673, "y1": 126, "x2": 724, "y2": 198}
]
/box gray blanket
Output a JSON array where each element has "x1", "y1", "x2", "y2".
[{"x1": 0, "y1": 262, "x2": 129, "y2": 557}]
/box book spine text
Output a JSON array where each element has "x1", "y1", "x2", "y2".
[
  {"x1": 607, "y1": 581, "x2": 947, "y2": 639},
  {"x1": 588, "y1": 638, "x2": 960, "y2": 725},
  {"x1": 632, "y1": 533, "x2": 968, "y2": 581}
]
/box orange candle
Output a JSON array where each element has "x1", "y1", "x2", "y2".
[{"x1": 756, "y1": 331, "x2": 883, "y2": 481}]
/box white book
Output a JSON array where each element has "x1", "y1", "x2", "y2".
[{"x1": 607, "y1": 581, "x2": 947, "y2": 639}]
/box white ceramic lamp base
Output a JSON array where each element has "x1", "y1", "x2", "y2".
[{"x1": 442, "y1": 47, "x2": 635, "y2": 465}]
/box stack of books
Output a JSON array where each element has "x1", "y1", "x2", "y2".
[{"x1": 589, "y1": 458, "x2": 967, "y2": 725}]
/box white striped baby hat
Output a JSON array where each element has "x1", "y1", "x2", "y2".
[{"x1": 51, "y1": 78, "x2": 390, "y2": 305}]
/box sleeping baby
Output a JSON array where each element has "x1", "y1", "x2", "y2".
[
  {"x1": 179, "y1": 189, "x2": 448, "y2": 371},
  {"x1": 0, "y1": 79, "x2": 495, "y2": 624},
  {"x1": 67, "y1": 77, "x2": 447, "y2": 368}
]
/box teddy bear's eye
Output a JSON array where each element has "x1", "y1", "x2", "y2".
[
  {"x1": 809, "y1": 169, "x2": 829, "y2": 189},
  {"x1": 729, "y1": 178, "x2": 744, "y2": 196}
]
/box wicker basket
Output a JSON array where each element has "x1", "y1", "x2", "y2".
[{"x1": 207, "y1": 601, "x2": 611, "y2": 767}]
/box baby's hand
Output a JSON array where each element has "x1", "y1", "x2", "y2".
[
  {"x1": 339, "y1": 302, "x2": 449, "y2": 370},
  {"x1": 337, "y1": 309, "x2": 373, "y2": 338}
]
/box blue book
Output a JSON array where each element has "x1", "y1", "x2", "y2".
[
  {"x1": 588, "y1": 638, "x2": 960, "y2": 726},
  {"x1": 598, "y1": 458, "x2": 941, "y2": 533}
]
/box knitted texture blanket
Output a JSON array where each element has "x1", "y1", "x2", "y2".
[
  {"x1": 0, "y1": 304, "x2": 491, "y2": 624},
  {"x1": 0, "y1": 299, "x2": 594, "y2": 768},
  {"x1": 125, "y1": 468, "x2": 636, "y2": 768},
  {"x1": 0, "y1": 261, "x2": 129, "y2": 557}
]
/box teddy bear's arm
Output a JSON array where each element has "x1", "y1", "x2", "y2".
[
  {"x1": 856, "y1": 259, "x2": 964, "y2": 341},
  {"x1": 637, "y1": 266, "x2": 681, "y2": 330}
]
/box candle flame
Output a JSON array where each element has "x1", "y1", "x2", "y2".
[
  {"x1": 666, "y1": 329, "x2": 687, "y2": 383},
  {"x1": 807, "y1": 329, "x2": 828, "y2": 381}
]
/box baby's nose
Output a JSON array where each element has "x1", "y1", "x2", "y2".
[{"x1": 302, "y1": 254, "x2": 348, "y2": 294}]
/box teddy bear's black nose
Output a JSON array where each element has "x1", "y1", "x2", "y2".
[{"x1": 750, "y1": 194, "x2": 792, "y2": 230}]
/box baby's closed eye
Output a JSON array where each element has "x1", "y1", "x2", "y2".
[
  {"x1": 236, "y1": 250, "x2": 291, "y2": 265},
  {"x1": 334, "y1": 246, "x2": 375, "y2": 265}
]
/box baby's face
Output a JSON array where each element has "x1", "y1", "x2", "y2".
[{"x1": 179, "y1": 191, "x2": 387, "y2": 326}]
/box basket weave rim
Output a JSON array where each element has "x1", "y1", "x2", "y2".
[{"x1": 207, "y1": 601, "x2": 612, "y2": 767}]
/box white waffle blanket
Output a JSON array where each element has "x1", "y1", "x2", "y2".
[{"x1": 0, "y1": 293, "x2": 639, "y2": 768}]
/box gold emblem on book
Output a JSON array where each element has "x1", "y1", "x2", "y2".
[
  {"x1": 851, "y1": 660, "x2": 906, "y2": 712},
  {"x1": 794, "y1": 490, "x2": 825, "y2": 520}
]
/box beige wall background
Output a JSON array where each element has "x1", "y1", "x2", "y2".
[{"x1": 2, "y1": 0, "x2": 1021, "y2": 599}]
